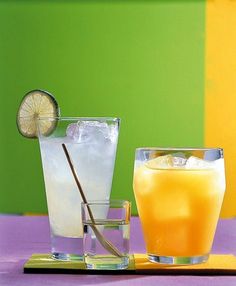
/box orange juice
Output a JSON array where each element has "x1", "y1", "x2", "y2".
[{"x1": 133, "y1": 151, "x2": 225, "y2": 263}]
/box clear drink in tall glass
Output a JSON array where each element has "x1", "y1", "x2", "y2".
[
  {"x1": 133, "y1": 148, "x2": 225, "y2": 265},
  {"x1": 37, "y1": 117, "x2": 120, "y2": 260}
]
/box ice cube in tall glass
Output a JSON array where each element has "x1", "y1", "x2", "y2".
[{"x1": 37, "y1": 117, "x2": 120, "y2": 260}]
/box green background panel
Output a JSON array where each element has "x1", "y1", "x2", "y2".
[{"x1": 0, "y1": 0, "x2": 205, "y2": 214}]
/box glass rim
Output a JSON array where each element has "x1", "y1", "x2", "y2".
[
  {"x1": 135, "y1": 147, "x2": 223, "y2": 152},
  {"x1": 37, "y1": 116, "x2": 120, "y2": 122},
  {"x1": 81, "y1": 199, "x2": 131, "y2": 207}
]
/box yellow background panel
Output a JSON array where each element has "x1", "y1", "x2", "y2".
[{"x1": 205, "y1": 0, "x2": 236, "y2": 217}]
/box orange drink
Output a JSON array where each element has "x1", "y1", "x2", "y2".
[{"x1": 133, "y1": 148, "x2": 225, "y2": 264}]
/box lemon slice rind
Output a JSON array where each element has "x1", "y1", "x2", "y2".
[{"x1": 16, "y1": 89, "x2": 60, "y2": 138}]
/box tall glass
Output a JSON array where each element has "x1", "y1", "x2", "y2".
[
  {"x1": 37, "y1": 117, "x2": 120, "y2": 260},
  {"x1": 133, "y1": 148, "x2": 225, "y2": 265}
]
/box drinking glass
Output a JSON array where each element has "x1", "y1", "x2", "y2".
[
  {"x1": 37, "y1": 117, "x2": 120, "y2": 260},
  {"x1": 133, "y1": 148, "x2": 225, "y2": 264},
  {"x1": 82, "y1": 200, "x2": 130, "y2": 270}
]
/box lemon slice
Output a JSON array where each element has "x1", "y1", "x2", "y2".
[{"x1": 16, "y1": 89, "x2": 60, "y2": 138}]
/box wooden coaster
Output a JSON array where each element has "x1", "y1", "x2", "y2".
[
  {"x1": 23, "y1": 253, "x2": 236, "y2": 275},
  {"x1": 134, "y1": 254, "x2": 236, "y2": 275},
  {"x1": 23, "y1": 254, "x2": 135, "y2": 274}
]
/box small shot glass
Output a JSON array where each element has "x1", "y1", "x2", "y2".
[{"x1": 82, "y1": 200, "x2": 131, "y2": 270}]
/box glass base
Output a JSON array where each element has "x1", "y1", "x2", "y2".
[
  {"x1": 51, "y1": 235, "x2": 83, "y2": 261},
  {"x1": 85, "y1": 255, "x2": 129, "y2": 270},
  {"x1": 52, "y1": 253, "x2": 83, "y2": 261},
  {"x1": 148, "y1": 254, "x2": 209, "y2": 265}
]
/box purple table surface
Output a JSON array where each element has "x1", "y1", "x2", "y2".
[{"x1": 1, "y1": 216, "x2": 236, "y2": 286}]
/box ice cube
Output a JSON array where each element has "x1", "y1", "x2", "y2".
[
  {"x1": 108, "y1": 124, "x2": 119, "y2": 143},
  {"x1": 172, "y1": 156, "x2": 187, "y2": 167},
  {"x1": 79, "y1": 121, "x2": 109, "y2": 142},
  {"x1": 146, "y1": 155, "x2": 187, "y2": 169},
  {"x1": 185, "y1": 156, "x2": 213, "y2": 169},
  {"x1": 66, "y1": 123, "x2": 80, "y2": 140},
  {"x1": 66, "y1": 121, "x2": 115, "y2": 143}
]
